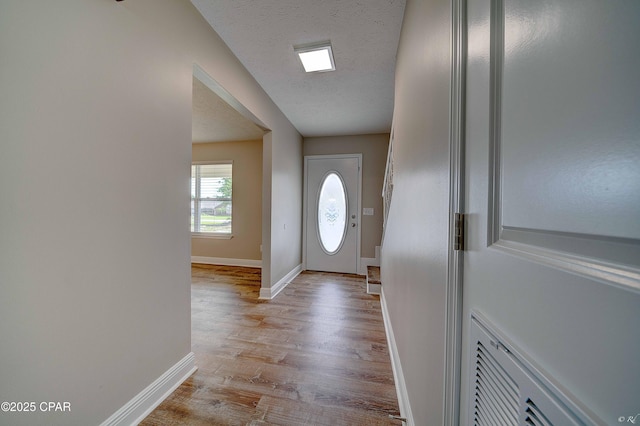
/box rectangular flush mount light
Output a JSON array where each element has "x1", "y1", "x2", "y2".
[{"x1": 294, "y1": 41, "x2": 336, "y2": 73}]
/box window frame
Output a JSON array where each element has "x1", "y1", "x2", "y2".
[{"x1": 191, "y1": 161, "x2": 233, "y2": 239}]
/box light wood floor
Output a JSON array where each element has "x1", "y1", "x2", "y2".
[{"x1": 141, "y1": 264, "x2": 401, "y2": 426}]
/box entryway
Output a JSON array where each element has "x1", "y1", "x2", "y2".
[{"x1": 304, "y1": 154, "x2": 362, "y2": 274}]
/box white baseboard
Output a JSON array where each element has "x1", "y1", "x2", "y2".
[
  {"x1": 381, "y1": 288, "x2": 414, "y2": 426},
  {"x1": 191, "y1": 256, "x2": 262, "y2": 268},
  {"x1": 100, "y1": 352, "x2": 197, "y2": 426},
  {"x1": 259, "y1": 263, "x2": 302, "y2": 300}
]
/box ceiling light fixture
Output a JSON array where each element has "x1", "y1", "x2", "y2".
[{"x1": 294, "y1": 41, "x2": 336, "y2": 73}]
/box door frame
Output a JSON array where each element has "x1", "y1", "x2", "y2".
[
  {"x1": 443, "y1": 0, "x2": 466, "y2": 424},
  {"x1": 303, "y1": 154, "x2": 363, "y2": 274}
]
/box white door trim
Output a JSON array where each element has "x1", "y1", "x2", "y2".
[
  {"x1": 303, "y1": 154, "x2": 362, "y2": 274},
  {"x1": 443, "y1": 0, "x2": 466, "y2": 423}
]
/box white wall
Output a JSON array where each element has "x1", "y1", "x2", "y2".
[
  {"x1": 380, "y1": 0, "x2": 452, "y2": 424},
  {"x1": 0, "y1": 1, "x2": 300, "y2": 424}
]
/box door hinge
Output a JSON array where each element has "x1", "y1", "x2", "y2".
[{"x1": 454, "y1": 212, "x2": 465, "y2": 251}]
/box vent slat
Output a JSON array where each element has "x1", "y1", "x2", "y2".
[
  {"x1": 476, "y1": 370, "x2": 516, "y2": 423},
  {"x1": 473, "y1": 341, "x2": 520, "y2": 426},
  {"x1": 478, "y1": 345, "x2": 519, "y2": 400},
  {"x1": 476, "y1": 390, "x2": 506, "y2": 426},
  {"x1": 525, "y1": 407, "x2": 542, "y2": 426},
  {"x1": 525, "y1": 399, "x2": 553, "y2": 426},
  {"x1": 475, "y1": 391, "x2": 508, "y2": 426},
  {"x1": 476, "y1": 405, "x2": 501, "y2": 426},
  {"x1": 477, "y1": 349, "x2": 518, "y2": 399},
  {"x1": 477, "y1": 354, "x2": 519, "y2": 412},
  {"x1": 475, "y1": 408, "x2": 492, "y2": 426}
]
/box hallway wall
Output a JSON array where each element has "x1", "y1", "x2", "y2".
[
  {"x1": 0, "y1": 1, "x2": 300, "y2": 424},
  {"x1": 380, "y1": 0, "x2": 452, "y2": 424}
]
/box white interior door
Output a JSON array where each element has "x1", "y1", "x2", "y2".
[
  {"x1": 461, "y1": 0, "x2": 640, "y2": 423},
  {"x1": 305, "y1": 155, "x2": 361, "y2": 274}
]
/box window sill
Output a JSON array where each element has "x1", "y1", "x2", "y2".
[{"x1": 191, "y1": 233, "x2": 233, "y2": 240}]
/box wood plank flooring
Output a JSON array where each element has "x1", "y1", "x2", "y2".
[{"x1": 140, "y1": 264, "x2": 401, "y2": 426}]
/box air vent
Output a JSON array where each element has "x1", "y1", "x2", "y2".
[
  {"x1": 468, "y1": 313, "x2": 597, "y2": 426},
  {"x1": 524, "y1": 398, "x2": 552, "y2": 426},
  {"x1": 473, "y1": 342, "x2": 519, "y2": 425}
]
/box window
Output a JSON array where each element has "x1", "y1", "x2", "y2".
[
  {"x1": 317, "y1": 172, "x2": 348, "y2": 254},
  {"x1": 191, "y1": 162, "x2": 232, "y2": 235}
]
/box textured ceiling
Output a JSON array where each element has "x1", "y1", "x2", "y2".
[
  {"x1": 191, "y1": 0, "x2": 406, "y2": 137},
  {"x1": 192, "y1": 77, "x2": 264, "y2": 143}
]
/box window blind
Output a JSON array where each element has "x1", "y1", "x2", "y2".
[{"x1": 191, "y1": 163, "x2": 232, "y2": 234}]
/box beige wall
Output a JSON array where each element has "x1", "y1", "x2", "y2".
[
  {"x1": 0, "y1": 1, "x2": 301, "y2": 425},
  {"x1": 381, "y1": 0, "x2": 452, "y2": 424},
  {"x1": 192, "y1": 141, "x2": 262, "y2": 261},
  {"x1": 267, "y1": 127, "x2": 303, "y2": 288},
  {"x1": 304, "y1": 134, "x2": 389, "y2": 259}
]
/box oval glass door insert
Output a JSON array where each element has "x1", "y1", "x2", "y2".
[{"x1": 317, "y1": 172, "x2": 348, "y2": 254}]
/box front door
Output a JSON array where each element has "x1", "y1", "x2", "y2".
[
  {"x1": 461, "y1": 0, "x2": 640, "y2": 423},
  {"x1": 304, "y1": 155, "x2": 361, "y2": 274}
]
